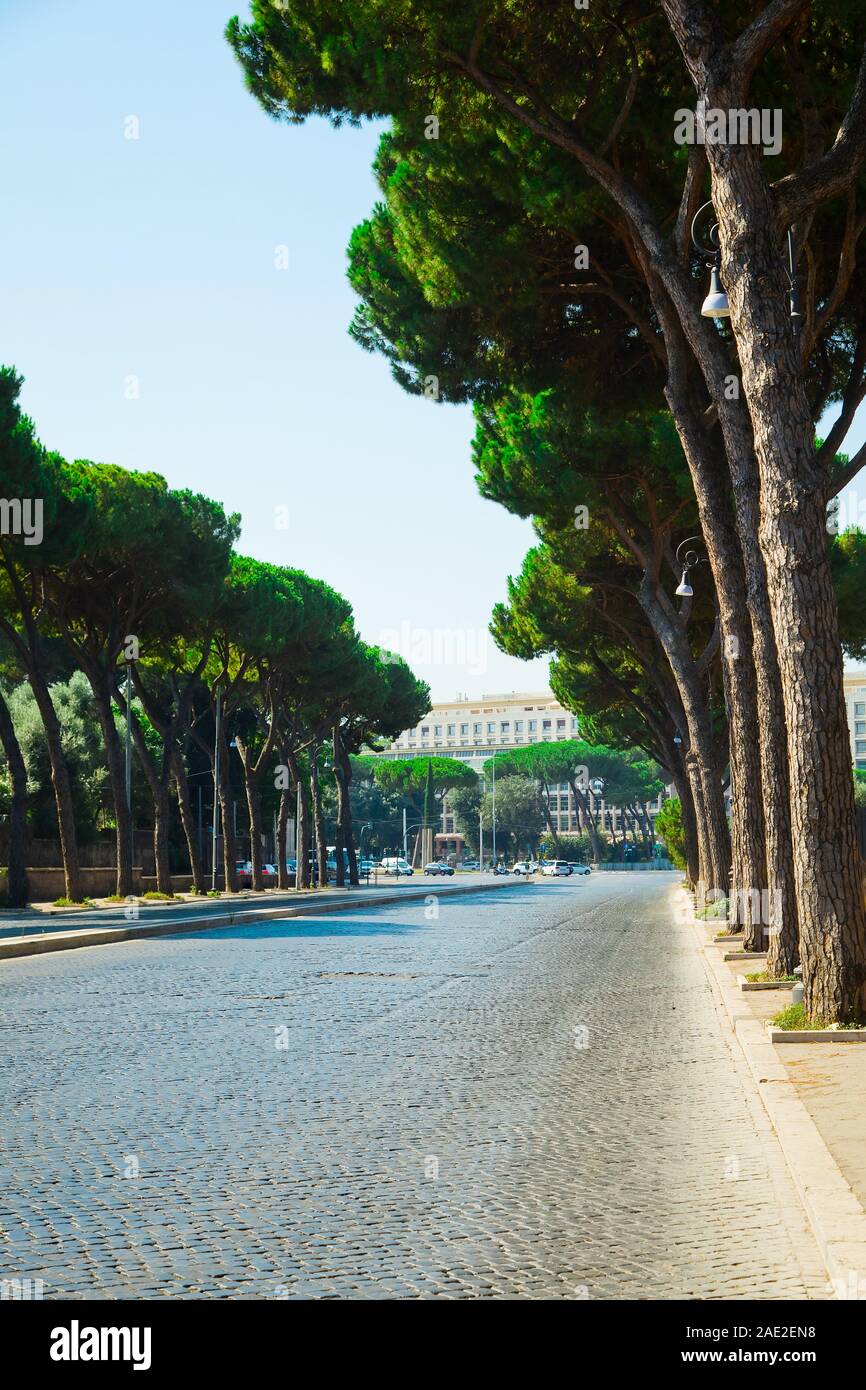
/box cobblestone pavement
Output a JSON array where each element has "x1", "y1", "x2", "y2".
[{"x1": 0, "y1": 874, "x2": 829, "y2": 1299}]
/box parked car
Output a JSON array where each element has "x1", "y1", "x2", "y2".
[
  {"x1": 424, "y1": 861, "x2": 455, "y2": 876},
  {"x1": 569, "y1": 863, "x2": 592, "y2": 876},
  {"x1": 542, "y1": 860, "x2": 573, "y2": 876},
  {"x1": 234, "y1": 860, "x2": 277, "y2": 887},
  {"x1": 380, "y1": 856, "x2": 414, "y2": 876},
  {"x1": 460, "y1": 859, "x2": 480, "y2": 871},
  {"x1": 359, "y1": 857, "x2": 378, "y2": 874},
  {"x1": 512, "y1": 861, "x2": 534, "y2": 875}
]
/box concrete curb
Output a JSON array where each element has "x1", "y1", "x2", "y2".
[
  {"x1": 768, "y1": 1026, "x2": 866, "y2": 1044},
  {"x1": 679, "y1": 884, "x2": 866, "y2": 1300},
  {"x1": 722, "y1": 949, "x2": 768, "y2": 962},
  {"x1": 740, "y1": 977, "x2": 794, "y2": 992},
  {"x1": 0, "y1": 878, "x2": 526, "y2": 963}
]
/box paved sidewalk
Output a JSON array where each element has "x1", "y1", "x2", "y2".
[{"x1": 692, "y1": 895, "x2": 866, "y2": 1300}]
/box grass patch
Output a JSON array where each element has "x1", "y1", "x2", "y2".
[
  {"x1": 140, "y1": 891, "x2": 174, "y2": 901},
  {"x1": 102, "y1": 894, "x2": 126, "y2": 903},
  {"x1": 51, "y1": 896, "x2": 94, "y2": 908},
  {"x1": 695, "y1": 897, "x2": 730, "y2": 921},
  {"x1": 206, "y1": 889, "x2": 221, "y2": 898},
  {"x1": 746, "y1": 970, "x2": 796, "y2": 983},
  {"x1": 772, "y1": 1002, "x2": 866, "y2": 1031}
]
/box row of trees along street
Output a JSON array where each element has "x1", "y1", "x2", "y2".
[
  {"x1": 0, "y1": 368, "x2": 430, "y2": 904},
  {"x1": 226, "y1": 0, "x2": 866, "y2": 1023},
  {"x1": 353, "y1": 743, "x2": 667, "y2": 864}
]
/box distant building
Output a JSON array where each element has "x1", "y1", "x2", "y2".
[
  {"x1": 844, "y1": 669, "x2": 866, "y2": 770},
  {"x1": 377, "y1": 691, "x2": 661, "y2": 858}
]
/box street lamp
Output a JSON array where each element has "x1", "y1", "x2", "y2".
[
  {"x1": 124, "y1": 657, "x2": 135, "y2": 884},
  {"x1": 691, "y1": 201, "x2": 729, "y2": 319},
  {"x1": 691, "y1": 199, "x2": 800, "y2": 334},
  {"x1": 675, "y1": 535, "x2": 706, "y2": 598}
]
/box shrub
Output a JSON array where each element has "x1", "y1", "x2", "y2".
[{"x1": 654, "y1": 798, "x2": 686, "y2": 870}]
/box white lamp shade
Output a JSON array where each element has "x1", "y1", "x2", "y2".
[
  {"x1": 675, "y1": 572, "x2": 694, "y2": 598},
  {"x1": 701, "y1": 266, "x2": 730, "y2": 318}
]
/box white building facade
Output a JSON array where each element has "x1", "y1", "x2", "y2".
[{"x1": 379, "y1": 691, "x2": 658, "y2": 856}]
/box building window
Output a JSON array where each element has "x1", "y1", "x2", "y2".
[
  {"x1": 473, "y1": 722, "x2": 482, "y2": 734},
  {"x1": 487, "y1": 722, "x2": 495, "y2": 733},
  {"x1": 856, "y1": 721, "x2": 866, "y2": 736},
  {"x1": 855, "y1": 703, "x2": 866, "y2": 717},
  {"x1": 571, "y1": 717, "x2": 578, "y2": 729},
  {"x1": 447, "y1": 724, "x2": 455, "y2": 735},
  {"x1": 460, "y1": 723, "x2": 469, "y2": 735},
  {"x1": 515, "y1": 720, "x2": 523, "y2": 732},
  {"x1": 501, "y1": 721, "x2": 510, "y2": 731},
  {"x1": 529, "y1": 720, "x2": 537, "y2": 732},
  {"x1": 421, "y1": 726, "x2": 429, "y2": 735},
  {"x1": 434, "y1": 725, "x2": 443, "y2": 736},
  {"x1": 543, "y1": 719, "x2": 552, "y2": 730},
  {"x1": 557, "y1": 718, "x2": 565, "y2": 729},
  {"x1": 857, "y1": 740, "x2": 866, "y2": 756}
]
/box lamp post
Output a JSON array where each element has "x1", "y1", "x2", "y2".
[
  {"x1": 674, "y1": 536, "x2": 707, "y2": 598},
  {"x1": 491, "y1": 749, "x2": 497, "y2": 866},
  {"x1": 691, "y1": 199, "x2": 800, "y2": 334},
  {"x1": 124, "y1": 658, "x2": 134, "y2": 885},
  {"x1": 211, "y1": 688, "x2": 221, "y2": 892}
]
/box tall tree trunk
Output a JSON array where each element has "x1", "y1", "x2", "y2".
[
  {"x1": 217, "y1": 720, "x2": 238, "y2": 893},
  {"x1": 244, "y1": 770, "x2": 264, "y2": 890},
  {"x1": 0, "y1": 687, "x2": 29, "y2": 906},
  {"x1": 90, "y1": 678, "x2": 133, "y2": 897},
  {"x1": 709, "y1": 149, "x2": 866, "y2": 1022},
  {"x1": 24, "y1": 661, "x2": 83, "y2": 900},
  {"x1": 296, "y1": 777, "x2": 311, "y2": 889},
  {"x1": 114, "y1": 682, "x2": 174, "y2": 896},
  {"x1": 171, "y1": 748, "x2": 205, "y2": 894},
  {"x1": 639, "y1": 578, "x2": 730, "y2": 895},
  {"x1": 309, "y1": 745, "x2": 328, "y2": 888},
  {"x1": 333, "y1": 728, "x2": 358, "y2": 885},
  {"x1": 569, "y1": 778, "x2": 604, "y2": 861},
  {"x1": 276, "y1": 749, "x2": 291, "y2": 890}
]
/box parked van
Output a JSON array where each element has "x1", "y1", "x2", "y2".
[{"x1": 380, "y1": 856, "x2": 414, "y2": 876}]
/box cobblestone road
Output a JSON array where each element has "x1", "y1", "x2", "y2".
[{"x1": 0, "y1": 873, "x2": 829, "y2": 1299}]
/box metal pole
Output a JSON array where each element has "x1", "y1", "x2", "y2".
[
  {"x1": 402, "y1": 807, "x2": 407, "y2": 860},
  {"x1": 197, "y1": 784, "x2": 203, "y2": 865},
  {"x1": 492, "y1": 751, "x2": 497, "y2": 865},
  {"x1": 295, "y1": 777, "x2": 301, "y2": 889},
  {"x1": 211, "y1": 689, "x2": 221, "y2": 892},
  {"x1": 479, "y1": 797, "x2": 483, "y2": 871},
  {"x1": 125, "y1": 662, "x2": 133, "y2": 883}
]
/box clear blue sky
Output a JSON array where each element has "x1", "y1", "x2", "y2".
[{"x1": 0, "y1": 0, "x2": 551, "y2": 704}]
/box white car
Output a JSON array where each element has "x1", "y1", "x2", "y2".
[
  {"x1": 542, "y1": 860, "x2": 573, "y2": 876},
  {"x1": 569, "y1": 863, "x2": 592, "y2": 876},
  {"x1": 512, "y1": 861, "x2": 536, "y2": 875},
  {"x1": 380, "y1": 856, "x2": 414, "y2": 876}
]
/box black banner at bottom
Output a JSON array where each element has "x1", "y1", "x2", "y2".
[{"x1": 4, "y1": 1296, "x2": 856, "y2": 1376}]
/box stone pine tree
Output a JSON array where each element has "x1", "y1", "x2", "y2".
[{"x1": 227, "y1": 0, "x2": 866, "y2": 1022}]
